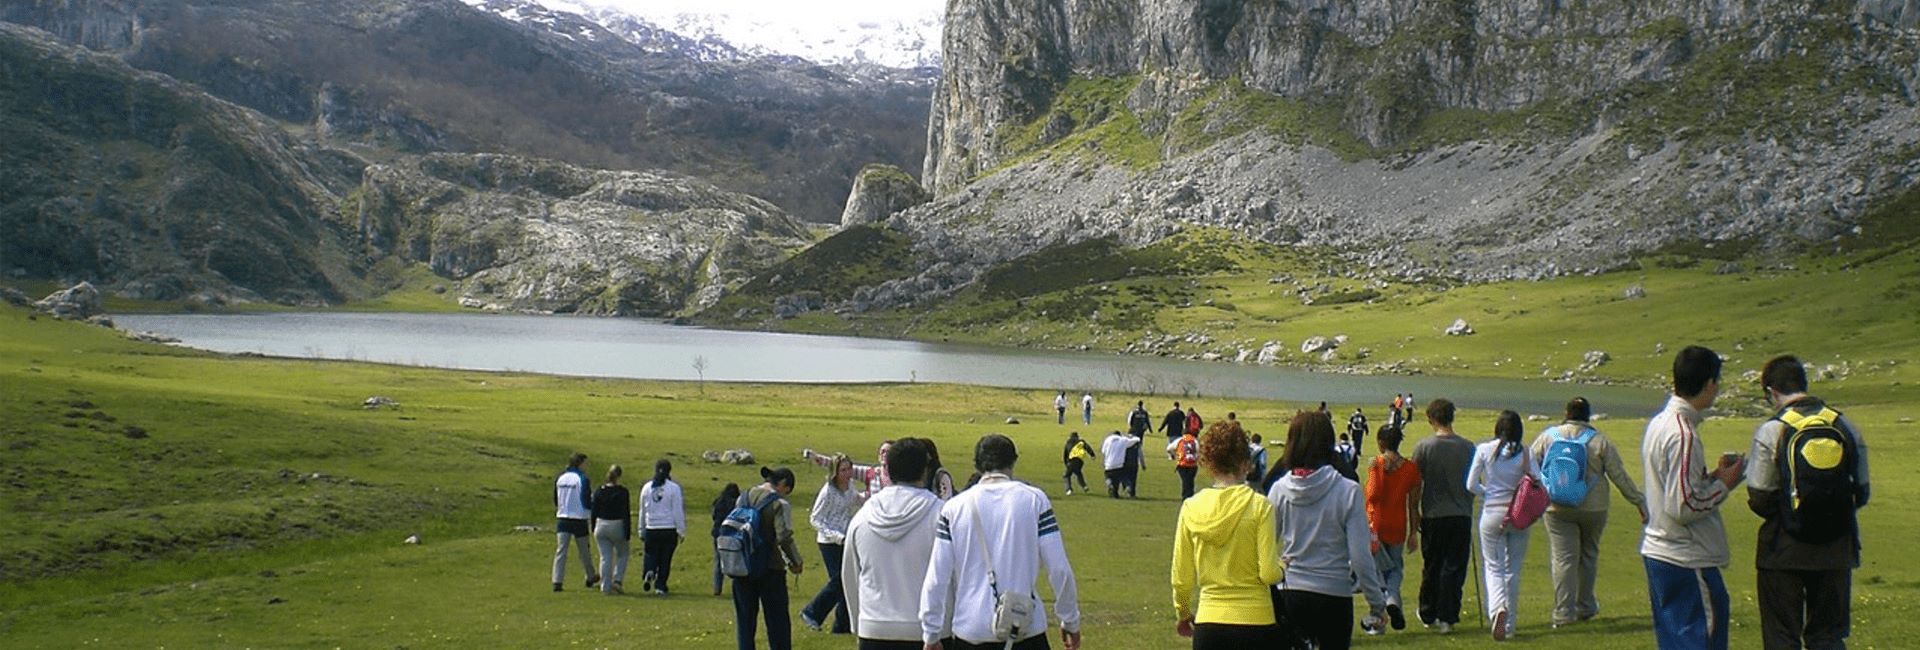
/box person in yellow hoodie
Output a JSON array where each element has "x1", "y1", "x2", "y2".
[{"x1": 1172, "y1": 420, "x2": 1284, "y2": 648}]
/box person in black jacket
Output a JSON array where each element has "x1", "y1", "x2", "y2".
[
  {"x1": 1128, "y1": 401, "x2": 1152, "y2": 436},
  {"x1": 708, "y1": 482, "x2": 741, "y2": 596},
  {"x1": 1160, "y1": 402, "x2": 1187, "y2": 441},
  {"x1": 590, "y1": 466, "x2": 633, "y2": 595}
]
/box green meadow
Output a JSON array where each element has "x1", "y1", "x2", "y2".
[{"x1": 0, "y1": 290, "x2": 1913, "y2": 648}]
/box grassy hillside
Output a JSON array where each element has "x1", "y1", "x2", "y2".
[
  {"x1": 1, "y1": 303, "x2": 1915, "y2": 648},
  {"x1": 704, "y1": 228, "x2": 1920, "y2": 409}
]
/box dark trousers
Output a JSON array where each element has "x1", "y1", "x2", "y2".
[
  {"x1": 733, "y1": 570, "x2": 791, "y2": 650},
  {"x1": 1176, "y1": 466, "x2": 1197, "y2": 499},
  {"x1": 1193, "y1": 622, "x2": 1282, "y2": 648},
  {"x1": 1105, "y1": 468, "x2": 1124, "y2": 497},
  {"x1": 1057, "y1": 407, "x2": 1065, "y2": 424},
  {"x1": 642, "y1": 529, "x2": 680, "y2": 592},
  {"x1": 858, "y1": 639, "x2": 923, "y2": 650},
  {"x1": 801, "y1": 543, "x2": 851, "y2": 633},
  {"x1": 947, "y1": 634, "x2": 1050, "y2": 650},
  {"x1": 1064, "y1": 458, "x2": 1087, "y2": 491},
  {"x1": 1758, "y1": 568, "x2": 1851, "y2": 650},
  {"x1": 1418, "y1": 515, "x2": 1472, "y2": 626},
  {"x1": 1282, "y1": 590, "x2": 1354, "y2": 650},
  {"x1": 1123, "y1": 465, "x2": 1139, "y2": 497}
]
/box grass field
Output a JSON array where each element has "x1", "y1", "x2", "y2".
[{"x1": 1, "y1": 300, "x2": 1914, "y2": 649}]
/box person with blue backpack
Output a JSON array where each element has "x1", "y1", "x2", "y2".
[
  {"x1": 719, "y1": 467, "x2": 806, "y2": 650},
  {"x1": 1528, "y1": 397, "x2": 1646, "y2": 629},
  {"x1": 1746, "y1": 355, "x2": 1870, "y2": 650}
]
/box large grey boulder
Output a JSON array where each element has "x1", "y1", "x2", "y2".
[
  {"x1": 840, "y1": 164, "x2": 931, "y2": 227},
  {"x1": 1445, "y1": 319, "x2": 1475, "y2": 336},
  {"x1": 34, "y1": 282, "x2": 102, "y2": 320}
]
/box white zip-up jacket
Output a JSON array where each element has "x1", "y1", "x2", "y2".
[
  {"x1": 637, "y1": 479, "x2": 686, "y2": 536},
  {"x1": 1640, "y1": 395, "x2": 1735, "y2": 568},
  {"x1": 919, "y1": 475, "x2": 1081, "y2": 644},
  {"x1": 554, "y1": 468, "x2": 590, "y2": 520},
  {"x1": 844, "y1": 485, "x2": 944, "y2": 641},
  {"x1": 1101, "y1": 433, "x2": 1134, "y2": 471}
]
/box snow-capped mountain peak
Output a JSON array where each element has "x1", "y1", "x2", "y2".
[{"x1": 463, "y1": 0, "x2": 943, "y2": 69}]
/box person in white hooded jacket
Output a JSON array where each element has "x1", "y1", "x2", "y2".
[
  {"x1": 1268, "y1": 411, "x2": 1386, "y2": 650},
  {"x1": 844, "y1": 438, "x2": 945, "y2": 650}
]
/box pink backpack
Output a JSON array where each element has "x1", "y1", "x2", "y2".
[{"x1": 1505, "y1": 450, "x2": 1550, "y2": 530}]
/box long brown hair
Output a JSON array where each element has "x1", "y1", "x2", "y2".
[{"x1": 1280, "y1": 410, "x2": 1336, "y2": 470}]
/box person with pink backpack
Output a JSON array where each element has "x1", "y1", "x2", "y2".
[{"x1": 1467, "y1": 411, "x2": 1544, "y2": 641}]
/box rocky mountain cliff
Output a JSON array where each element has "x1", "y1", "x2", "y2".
[
  {"x1": 0, "y1": 22, "x2": 360, "y2": 305},
  {"x1": 350, "y1": 153, "x2": 811, "y2": 315},
  {"x1": 1, "y1": 0, "x2": 931, "y2": 223}
]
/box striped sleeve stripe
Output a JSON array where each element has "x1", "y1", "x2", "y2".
[
  {"x1": 936, "y1": 515, "x2": 952, "y2": 541},
  {"x1": 1676, "y1": 415, "x2": 1725, "y2": 512},
  {"x1": 1038, "y1": 509, "x2": 1060, "y2": 536}
]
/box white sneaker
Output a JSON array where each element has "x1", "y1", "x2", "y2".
[
  {"x1": 1065, "y1": 488, "x2": 1073, "y2": 495},
  {"x1": 1361, "y1": 614, "x2": 1385, "y2": 636},
  {"x1": 1434, "y1": 621, "x2": 1453, "y2": 635},
  {"x1": 1492, "y1": 609, "x2": 1509, "y2": 641}
]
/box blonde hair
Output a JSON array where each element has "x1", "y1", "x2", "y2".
[
  {"x1": 828, "y1": 453, "x2": 853, "y2": 489},
  {"x1": 605, "y1": 464, "x2": 623, "y2": 484}
]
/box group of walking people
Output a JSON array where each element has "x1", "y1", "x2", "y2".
[
  {"x1": 1168, "y1": 346, "x2": 1871, "y2": 650},
  {"x1": 551, "y1": 455, "x2": 686, "y2": 596},
  {"x1": 547, "y1": 345, "x2": 1868, "y2": 650}
]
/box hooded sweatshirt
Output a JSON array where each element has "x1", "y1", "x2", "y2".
[
  {"x1": 1172, "y1": 484, "x2": 1280, "y2": 625},
  {"x1": 1267, "y1": 466, "x2": 1385, "y2": 607},
  {"x1": 844, "y1": 485, "x2": 945, "y2": 641}
]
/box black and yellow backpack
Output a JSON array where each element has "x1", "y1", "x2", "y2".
[{"x1": 1771, "y1": 400, "x2": 1861, "y2": 544}]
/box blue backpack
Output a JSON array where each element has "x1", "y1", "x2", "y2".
[
  {"x1": 715, "y1": 492, "x2": 780, "y2": 578},
  {"x1": 1541, "y1": 427, "x2": 1597, "y2": 507}
]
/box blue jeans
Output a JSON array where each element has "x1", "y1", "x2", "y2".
[
  {"x1": 1372, "y1": 542, "x2": 1405, "y2": 606},
  {"x1": 1645, "y1": 557, "x2": 1729, "y2": 650},
  {"x1": 800, "y1": 543, "x2": 850, "y2": 633},
  {"x1": 734, "y1": 570, "x2": 792, "y2": 650}
]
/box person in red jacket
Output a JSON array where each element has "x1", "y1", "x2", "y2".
[
  {"x1": 1185, "y1": 407, "x2": 1203, "y2": 436},
  {"x1": 1364, "y1": 425, "x2": 1422, "y2": 633}
]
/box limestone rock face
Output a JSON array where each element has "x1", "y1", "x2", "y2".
[
  {"x1": 352, "y1": 154, "x2": 811, "y2": 316},
  {"x1": 840, "y1": 165, "x2": 932, "y2": 227}
]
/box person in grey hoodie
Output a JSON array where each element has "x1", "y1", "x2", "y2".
[
  {"x1": 843, "y1": 438, "x2": 944, "y2": 650},
  {"x1": 1267, "y1": 411, "x2": 1386, "y2": 650}
]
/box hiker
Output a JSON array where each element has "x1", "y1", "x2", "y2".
[
  {"x1": 1468, "y1": 410, "x2": 1543, "y2": 641},
  {"x1": 1267, "y1": 411, "x2": 1387, "y2": 649},
  {"x1": 1185, "y1": 407, "x2": 1203, "y2": 436},
  {"x1": 1403, "y1": 394, "x2": 1415, "y2": 424},
  {"x1": 1168, "y1": 423, "x2": 1202, "y2": 499},
  {"x1": 591, "y1": 465, "x2": 633, "y2": 595},
  {"x1": 1172, "y1": 421, "x2": 1283, "y2": 647},
  {"x1": 1245, "y1": 434, "x2": 1268, "y2": 485},
  {"x1": 804, "y1": 443, "x2": 893, "y2": 500},
  {"x1": 1411, "y1": 398, "x2": 1475, "y2": 634},
  {"x1": 1063, "y1": 432, "x2": 1095, "y2": 495},
  {"x1": 553, "y1": 452, "x2": 599, "y2": 592},
  {"x1": 1747, "y1": 355, "x2": 1871, "y2": 650},
  {"x1": 1365, "y1": 425, "x2": 1420, "y2": 633},
  {"x1": 1528, "y1": 397, "x2": 1646, "y2": 628},
  {"x1": 800, "y1": 455, "x2": 862, "y2": 634},
  {"x1": 1055, "y1": 392, "x2": 1068, "y2": 425},
  {"x1": 1333, "y1": 434, "x2": 1357, "y2": 469},
  {"x1": 731, "y1": 467, "x2": 806, "y2": 650},
  {"x1": 1161, "y1": 402, "x2": 1187, "y2": 441},
  {"x1": 1128, "y1": 401, "x2": 1153, "y2": 437},
  {"x1": 1348, "y1": 409, "x2": 1369, "y2": 459},
  {"x1": 1081, "y1": 392, "x2": 1095, "y2": 425},
  {"x1": 710, "y1": 483, "x2": 743, "y2": 596},
  {"x1": 1641, "y1": 346, "x2": 1746, "y2": 650},
  {"x1": 843, "y1": 438, "x2": 944, "y2": 648},
  {"x1": 1124, "y1": 425, "x2": 1148, "y2": 498},
  {"x1": 918, "y1": 434, "x2": 1082, "y2": 650},
  {"x1": 638, "y1": 459, "x2": 686, "y2": 595},
  {"x1": 1101, "y1": 430, "x2": 1132, "y2": 498}
]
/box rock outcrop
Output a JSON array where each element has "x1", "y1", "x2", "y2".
[
  {"x1": 33, "y1": 282, "x2": 102, "y2": 320},
  {"x1": 840, "y1": 165, "x2": 932, "y2": 227},
  {"x1": 351, "y1": 153, "x2": 811, "y2": 315}
]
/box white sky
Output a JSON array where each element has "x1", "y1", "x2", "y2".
[{"x1": 582, "y1": 0, "x2": 943, "y2": 25}]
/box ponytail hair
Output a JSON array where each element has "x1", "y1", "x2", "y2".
[
  {"x1": 651, "y1": 459, "x2": 672, "y2": 488},
  {"x1": 761, "y1": 466, "x2": 796, "y2": 490},
  {"x1": 1495, "y1": 410, "x2": 1524, "y2": 458},
  {"x1": 604, "y1": 464, "x2": 623, "y2": 485}
]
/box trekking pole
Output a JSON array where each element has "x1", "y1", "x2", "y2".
[{"x1": 1470, "y1": 532, "x2": 1486, "y2": 630}]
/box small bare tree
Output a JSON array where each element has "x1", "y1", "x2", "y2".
[{"x1": 692, "y1": 355, "x2": 709, "y2": 395}]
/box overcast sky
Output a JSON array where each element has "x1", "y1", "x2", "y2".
[{"x1": 582, "y1": 0, "x2": 943, "y2": 24}]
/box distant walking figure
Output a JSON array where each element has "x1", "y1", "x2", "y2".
[{"x1": 553, "y1": 452, "x2": 599, "y2": 592}]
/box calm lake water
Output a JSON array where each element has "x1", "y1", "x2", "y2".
[{"x1": 116, "y1": 312, "x2": 1657, "y2": 414}]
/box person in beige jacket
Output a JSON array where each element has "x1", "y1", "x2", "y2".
[{"x1": 1529, "y1": 397, "x2": 1646, "y2": 628}]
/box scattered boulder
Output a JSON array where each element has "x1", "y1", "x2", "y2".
[
  {"x1": 1580, "y1": 350, "x2": 1611, "y2": 372},
  {"x1": 1527, "y1": 414, "x2": 1549, "y2": 422},
  {"x1": 839, "y1": 164, "x2": 932, "y2": 227},
  {"x1": 1624, "y1": 284, "x2": 1647, "y2": 300},
  {"x1": 126, "y1": 330, "x2": 181, "y2": 344},
  {"x1": 1199, "y1": 352, "x2": 1221, "y2": 361},
  {"x1": 1004, "y1": 416, "x2": 1020, "y2": 425},
  {"x1": 1444, "y1": 319, "x2": 1475, "y2": 336},
  {"x1": 512, "y1": 524, "x2": 542, "y2": 533},
  {"x1": 33, "y1": 282, "x2": 103, "y2": 320},
  {"x1": 1899, "y1": 417, "x2": 1914, "y2": 424},
  {"x1": 1300, "y1": 336, "x2": 1335, "y2": 355},
  {"x1": 1654, "y1": 342, "x2": 1666, "y2": 355},
  {"x1": 719, "y1": 449, "x2": 756, "y2": 465},
  {"x1": 1332, "y1": 335, "x2": 1349, "y2": 346},
  {"x1": 1714, "y1": 262, "x2": 1744, "y2": 275},
  {"x1": 362, "y1": 396, "x2": 399, "y2": 410},
  {"x1": 1318, "y1": 349, "x2": 1338, "y2": 362},
  {"x1": 1256, "y1": 341, "x2": 1284, "y2": 365},
  {"x1": 701, "y1": 450, "x2": 723, "y2": 463},
  {"x1": 0, "y1": 286, "x2": 30, "y2": 307},
  {"x1": 403, "y1": 534, "x2": 421, "y2": 545},
  {"x1": 86, "y1": 314, "x2": 114, "y2": 328}
]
